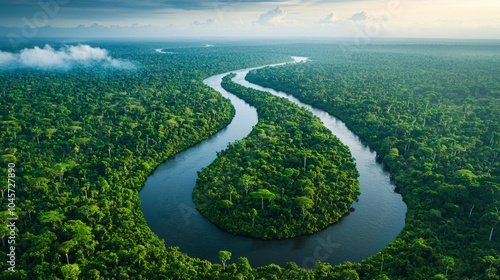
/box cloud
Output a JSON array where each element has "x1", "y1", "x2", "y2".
[
  {"x1": 318, "y1": 12, "x2": 340, "y2": 25},
  {"x1": 0, "y1": 51, "x2": 17, "y2": 65},
  {"x1": 350, "y1": 12, "x2": 369, "y2": 22},
  {"x1": 0, "y1": 44, "x2": 136, "y2": 70},
  {"x1": 191, "y1": 19, "x2": 218, "y2": 27},
  {"x1": 346, "y1": 11, "x2": 392, "y2": 26},
  {"x1": 255, "y1": 7, "x2": 287, "y2": 26}
]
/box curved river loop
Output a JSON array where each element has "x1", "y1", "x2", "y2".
[{"x1": 140, "y1": 56, "x2": 407, "y2": 268}]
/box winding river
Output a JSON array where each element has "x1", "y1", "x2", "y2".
[{"x1": 140, "y1": 57, "x2": 407, "y2": 268}]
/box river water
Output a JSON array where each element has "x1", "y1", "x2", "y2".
[{"x1": 140, "y1": 57, "x2": 406, "y2": 268}]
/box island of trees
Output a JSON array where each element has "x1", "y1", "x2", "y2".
[{"x1": 193, "y1": 74, "x2": 360, "y2": 239}]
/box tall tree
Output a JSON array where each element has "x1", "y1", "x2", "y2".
[
  {"x1": 295, "y1": 196, "x2": 314, "y2": 216},
  {"x1": 218, "y1": 250, "x2": 232, "y2": 271},
  {"x1": 250, "y1": 208, "x2": 257, "y2": 228},
  {"x1": 481, "y1": 212, "x2": 500, "y2": 241},
  {"x1": 441, "y1": 256, "x2": 455, "y2": 278},
  {"x1": 60, "y1": 264, "x2": 81, "y2": 280},
  {"x1": 250, "y1": 189, "x2": 276, "y2": 210},
  {"x1": 59, "y1": 240, "x2": 77, "y2": 265},
  {"x1": 39, "y1": 209, "x2": 66, "y2": 228},
  {"x1": 241, "y1": 175, "x2": 253, "y2": 196}
]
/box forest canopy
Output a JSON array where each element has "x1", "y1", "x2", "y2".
[
  {"x1": 0, "y1": 40, "x2": 498, "y2": 279},
  {"x1": 246, "y1": 43, "x2": 500, "y2": 279}
]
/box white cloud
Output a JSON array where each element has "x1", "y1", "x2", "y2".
[
  {"x1": 0, "y1": 51, "x2": 17, "y2": 65},
  {"x1": 0, "y1": 44, "x2": 136, "y2": 70},
  {"x1": 318, "y1": 12, "x2": 340, "y2": 25},
  {"x1": 19, "y1": 45, "x2": 70, "y2": 68},
  {"x1": 255, "y1": 7, "x2": 287, "y2": 26},
  {"x1": 191, "y1": 18, "x2": 218, "y2": 27},
  {"x1": 342, "y1": 10, "x2": 389, "y2": 23},
  {"x1": 350, "y1": 11, "x2": 368, "y2": 22},
  {"x1": 66, "y1": 44, "x2": 109, "y2": 61}
]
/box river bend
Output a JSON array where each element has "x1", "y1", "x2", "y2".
[{"x1": 140, "y1": 57, "x2": 406, "y2": 268}]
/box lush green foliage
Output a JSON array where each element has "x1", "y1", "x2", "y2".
[
  {"x1": 0, "y1": 41, "x2": 296, "y2": 279},
  {"x1": 193, "y1": 74, "x2": 360, "y2": 239},
  {"x1": 246, "y1": 44, "x2": 500, "y2": 279},
  {"x1": 1, "y1": 40, "x2": 499, "y2": 279}
]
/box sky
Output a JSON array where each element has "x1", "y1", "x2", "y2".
[{"x1": 0, "y1": 0, "x2": 499, "y2": 39}]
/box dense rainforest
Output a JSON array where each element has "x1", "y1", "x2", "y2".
[
  {"x1": 193, "y1": 74, "x2": 359, "y2": 239},
  {"x1": 0, "y1": 41, "x2": 301, "y2": 279},
  {"x1": 0, "y1": 40, "x2": 498, "y2": 279},
  {"x1": 246, "y1": 43, "x2": 500, "y2": 279}
]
